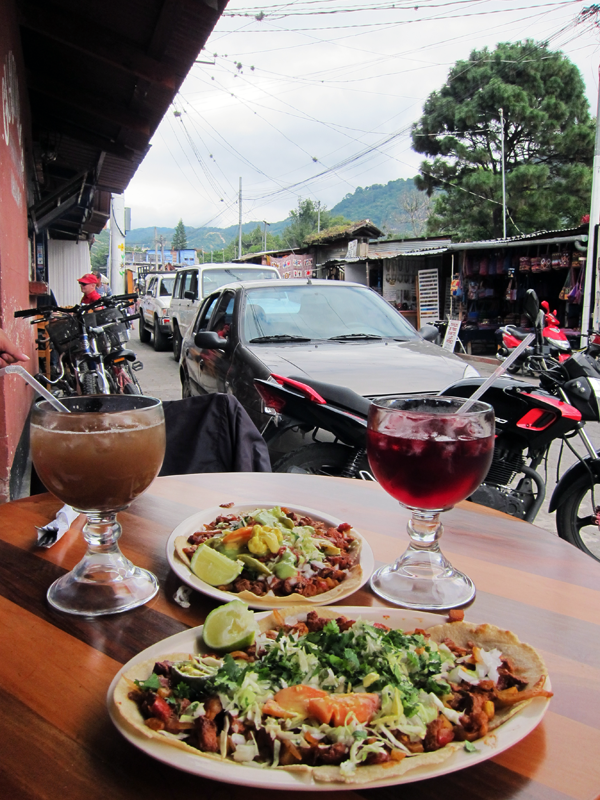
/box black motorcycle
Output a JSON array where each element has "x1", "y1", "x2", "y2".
[
  {"x1": 254, "y1": 342, "x2": 600, "y2": 562},
  {"x1": 15, "y1": 293, "x2": 143, "y2": 396}
]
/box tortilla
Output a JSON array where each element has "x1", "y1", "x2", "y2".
[
  {"x1": 112, "y1": 610, "x2": 551, "y2": 785},
  {"x1": 173, "y1": 518, "x2": 364, "y2": 607}
]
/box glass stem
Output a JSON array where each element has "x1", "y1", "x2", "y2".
[
  {"x1": 82, "y1": 511, "x2": 122, "y2": 554},
  {"x1": 407, "y1": 509, "x2": 443, "y2": 550}
]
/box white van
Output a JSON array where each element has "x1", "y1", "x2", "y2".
[{"x1": 170, "y1": 263, "x2": 280, "y2": 359}]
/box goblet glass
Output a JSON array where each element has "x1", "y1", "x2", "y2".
[
  {"x1": 367, "y1": 395, "x2": 494, "y2": 610},
  {"x1": 30, "y1": 394, "x2": 166, "y2": 616}
]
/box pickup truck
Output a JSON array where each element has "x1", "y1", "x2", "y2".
[{"x1": 138, "y1": 271, "x2": 176, "y2": 351}]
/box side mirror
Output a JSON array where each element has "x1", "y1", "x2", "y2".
[
  {"x1": 523, "y1": 289, "x2": 540, "y2": 323},
  {"x1": 184, "y1": 290, "x2": 197, "y2": 301},
  {"x1": 194, "y1": 330, "x2": 229, "y2": 350},
  {"x1": 419, "y1": 323, "x2": 441, "y2": 344}
]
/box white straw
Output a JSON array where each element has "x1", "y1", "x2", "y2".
[
  {"x1": 0, "y1": 365, "x2": 71, "y2": 412},
  {"x1": 458, "y1": 333, "x2": 535, "y2": 414}
]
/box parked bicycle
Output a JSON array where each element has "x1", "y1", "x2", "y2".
[{"x1": 15, "y1": 293, "x2": 144, "y2": 396}]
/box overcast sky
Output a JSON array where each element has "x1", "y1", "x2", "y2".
[{"x1": 123, "y1": 0, "x2": 600, "y2": 232}]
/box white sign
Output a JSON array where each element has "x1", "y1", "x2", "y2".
[
  {"x1": 346, "y1": 239, "x2": 358, "y2": 259},
  {"x1": 442, "y1": 319, "x2": 462, "y2": 352}
]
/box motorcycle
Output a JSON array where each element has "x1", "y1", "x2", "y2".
[
  {"x1": 15, "y1": 293, "x2": 144, "y2": 396},
  {"x1": 254, "y1": 330, "x2": 600, "y2": 563},
  {"x1": 496, "y1": 289, "x2": 571, "y2": 376}
]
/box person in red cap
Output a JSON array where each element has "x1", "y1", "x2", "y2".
[{"x1": 78, "y1": 273, "x2": 102, "y2": 305}]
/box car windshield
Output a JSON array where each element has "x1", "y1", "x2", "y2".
[
  {"x1": 243, "y1": 285, "x2": 420, "y2": 342},
  {"x1": 202, "y1": 268, "x2": 279, "y2": 296}
]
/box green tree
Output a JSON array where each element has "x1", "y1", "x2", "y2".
[
  {"x1": 90, "y1": 229, "x2": 109, "y2": 270},
  {"x1": 411, "y1": 41, "x2": 594, "y2": 240},
  {"x1": 171, "y1": 219, "x2": 188, "y2": 250},
  {"x1": 283, "y1": 199, "x2": 350, "y2": 248}
]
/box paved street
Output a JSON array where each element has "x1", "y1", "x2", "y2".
[{"x1": 131, "y1": 333, "x2": 600, "y2": 540}]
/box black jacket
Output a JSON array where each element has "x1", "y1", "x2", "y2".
[{"x1": 159, "y1": 394, "x2": 271, "y2": 476}]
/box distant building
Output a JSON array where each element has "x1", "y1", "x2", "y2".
[{"x1": 141, "y1": 248, "x2": 198, "y2": 267}]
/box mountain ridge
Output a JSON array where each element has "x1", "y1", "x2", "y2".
[{"x1": 124, "y1": 177, "x2": 422, "y2": 250}]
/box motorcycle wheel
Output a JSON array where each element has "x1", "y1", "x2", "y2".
[
  {"x1": 556, "y1": 473, "x2": 600, "y2": 562},
  {"x1": 273, "y1": 443, "x2": 371, "y2": 478}
]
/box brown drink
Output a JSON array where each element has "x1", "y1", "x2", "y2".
[{"x1": 31, "y1": 407, "x2": 166, "y2": 511}]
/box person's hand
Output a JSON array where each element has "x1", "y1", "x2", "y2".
[{"x1": 0, "y1": 329, "x2": 30, "y2": 368}]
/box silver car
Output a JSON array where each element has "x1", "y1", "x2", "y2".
[{"x1": 179, "y1": 280, "x2": 479, "y2": 435}]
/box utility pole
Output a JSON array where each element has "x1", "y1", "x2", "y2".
[
  {"x1": 263, "y1": 221, "x2": 269, "y2": 252},
  {"x1": 499, "y1": 108, "x2": 507, "y2": 240},
  {"x1": 317, "y1": 201, "x2": 321, "y2": 234},
  {"x1": 109, "y1": 193, "x2": 126, "y2": 293},
  {"x1": 238, "y1": 177, "x2": 242, "y2": 260},
  {"x1": 154, "y1": 227, "x2": 158, "y2": 270},
  {"x1": 159, "y1": 235, "x2": 165, "y2": 267},
  {"x1": 584, "y1": 69, "x2": 600, "y2": 344}
]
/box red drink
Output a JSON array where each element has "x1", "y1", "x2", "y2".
[
  {"x1": 31, "y1": 410, "x2": 165, "y2": 511},
  {"x1": 367, "y1": 415, "x2": 494, "y2": 510}
]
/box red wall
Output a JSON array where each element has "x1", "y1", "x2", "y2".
[{"x1": 0, "y1": 0, "x2": 35, "y2": 501}]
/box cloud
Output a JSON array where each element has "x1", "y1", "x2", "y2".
[{"x1": 125, "y1": 0, "x2": 600, "y2": 229}]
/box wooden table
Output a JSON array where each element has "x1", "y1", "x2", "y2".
[{"x1": 1, "y1": 472, "x2": 599, "y2": 800}]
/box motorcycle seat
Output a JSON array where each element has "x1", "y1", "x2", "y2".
[
  {"x1": 504, "y1": 325, "x2": 533, "y2": 340},
  {"x1": 287, "y1": 375, "x2": 371, "y2": 416}
]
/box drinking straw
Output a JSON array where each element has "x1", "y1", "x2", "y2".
[
  {"x1": 457, "y1": 333, "x2": 535, "y2": 415},
  {"x1": 0, "y1": 364, "x2": 71, "y2": 412}
]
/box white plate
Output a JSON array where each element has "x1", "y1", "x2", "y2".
[
  {"x1": 165, "y1": 502, "x2": 375, "y2": 609},
  {"x1": 107, "y1": 606, "x2": 552, "y2": 791}
]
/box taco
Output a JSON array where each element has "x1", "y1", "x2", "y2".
[
  {"x1": 173, "y1": 505, "x2": 363, "y2": 607},
  {"x1": 112, "y1": 607, "x2": 552, "y2": 784}
]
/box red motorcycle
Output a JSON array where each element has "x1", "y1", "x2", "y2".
[
  {"x1": 496, "y1": 290, "x2": 571, "y2": 375},
  {"x1": 255, "y1": 332, "x2": 600, "y2": 562}
]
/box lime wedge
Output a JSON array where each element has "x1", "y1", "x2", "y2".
[
  {"x1": 202, "y1": 600, "x2": 258, "y2": 652},
  {"x1": 190, "y1": 544, "x2": 243, "y2": 586}
]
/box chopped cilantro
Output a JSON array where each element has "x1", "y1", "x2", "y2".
[
  {"x1": 135, "y1": 673, "x2": 161, "y2": 691},
  {"x1": 175, "y1": 681, "x2": 191, "y2": 698},
  {"x1": 352, "y1": 730, "x2": 369, "y2": 740},
  {"x1": 222, "y1": 654, "x2": 243, "y2": 681},
  {"x1": 464, "y1": 741, "x2": 479, "y2": 753}
]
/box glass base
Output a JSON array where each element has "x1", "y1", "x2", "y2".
[
  {"x1": 47, "y1": 552, "x2": 158, "y2": 616},
  {"x1": 370, "y1": 544, "x2": 475, "y2": 611},
  {"x1": 46, "y1": 511, "x2": 158, "y2": 616}
]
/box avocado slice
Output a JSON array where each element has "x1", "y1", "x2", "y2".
[{"x1": 238, "y1": 553, "x2": 272, "y2": 575}]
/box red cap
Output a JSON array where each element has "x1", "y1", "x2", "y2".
[{"x1": 78, "y1": 273, "x2": 97, "y2": 285}]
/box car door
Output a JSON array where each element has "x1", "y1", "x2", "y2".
[
  {"x1": 142, "y1": 277, "x2": 156, "y2": 325},
  {"x1": 185, "y1": 292, "x2": 221, "y2": 393},
  {"x1": 180, "y1": 269, "x2": 199, "y2": 332},
  {"x1": 194, "y1": 290, "x2": 237, "y2": 396}
]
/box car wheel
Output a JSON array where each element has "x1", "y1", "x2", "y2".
[
  {"x1": 273, "y1": 442, "x2": 371, "y2": 479},
  {"x1": 139, "y1": 317, "x2": 151, "y2": 343},
  {"x1": 172, "y1": 323, "x2": 182, "y2": 361},
  {"x1": 181, "y1": 368, "x2": 193, "y2": 398},
  {"x1": 153, "y1": 318, "x2": 169, "y2": 352}
]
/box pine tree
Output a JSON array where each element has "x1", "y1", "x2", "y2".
[
  {"x1": 411, "y1": 41, "x2": 594, "y2": 240},
  {"x1": 171, "y1": 219, "x2": 187, "y2": 250}
]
